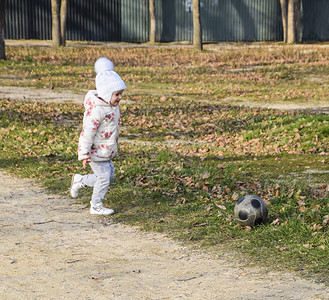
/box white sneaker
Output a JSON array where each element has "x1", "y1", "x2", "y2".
[
  {"x1": 90, "y1": 203, "x2": 115, "y2": 216},
  {"x1": 70, "y1": 174, "x2": 84, "y2": 198}
]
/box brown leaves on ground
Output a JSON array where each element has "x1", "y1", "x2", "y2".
[{"x1": 121, "y1": 102, "x2": 328, "y2": 157}]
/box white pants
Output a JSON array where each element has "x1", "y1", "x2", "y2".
[{"x1": 81, "y1": 160, "x2": 115, "y2": 206}]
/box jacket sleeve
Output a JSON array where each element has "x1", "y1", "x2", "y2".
[{"x1": 78, "y1": 107, "x2": 103, "y2": 161}]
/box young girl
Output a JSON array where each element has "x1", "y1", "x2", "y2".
[{"x1": 70, "y1": 61, "x2": 127, "y2": 215}]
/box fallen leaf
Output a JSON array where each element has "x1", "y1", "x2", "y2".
[
  {"x1": 231, "y1": 192, "x2": 239, "y2": 201},
  {"x1": 215, "y1": 203, "x2": 226, "y2": 210},
  {"x1": 1, "y1": 128, "x2": 9, "y2": 133},
  {"x1": 202, "y1": 172, "x2": 210, "y2": 179},
  {"x1": 202, "y1": 185, "x2": 209, "y2": 191},
  {"x1": 271, "y1": 218, "x2": 280, "y2": 225}
]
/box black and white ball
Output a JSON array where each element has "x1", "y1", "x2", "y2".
[{"x1": 234, "y1": 195, "x2": 268, "y2": 226}]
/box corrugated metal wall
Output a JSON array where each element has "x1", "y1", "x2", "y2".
[
  {"x1": 121, "y1": 0, "x2": 149, "y2": 42},
  {"x1": 302, "y1": 0, "x2": 329, "y2": 41},
  {"x1": 4, "y1": 0, "x2": 329, "y2": 43},
  {"x1": 5, "y1": 0, "x2": 51, "y2": 40},
  {"x1": 201, "y1": 0, "x2": 282, "y2": 42},
  {"x1": 156, "y1": 0, "x2": 193, "y2": 42},
  {"x1": 156, "y1": 0, "x2": 282, "y2": 42},
  {"x1": 5, "y1": 0, "x2": 121, "y2": 41},
  {"x1": 67, "y1": 0, "x2": 121, "y2": 41}
]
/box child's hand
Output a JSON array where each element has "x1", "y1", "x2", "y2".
[{"x1": 82, "y1": 158, "x2": 91, "y2": 169}]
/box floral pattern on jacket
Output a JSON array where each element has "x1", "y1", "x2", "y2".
[{"x1": 78, "y1": 90, "x2": 120, "y2": 161}]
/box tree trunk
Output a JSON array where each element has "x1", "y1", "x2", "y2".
[
  {"x1": 149, "y1": 0, "x2": 156, "y2": 44},
  {"x1": 294, "y1": 0, "x2": 302, "y2": 42},
  {"x1": 52, "y1": 0, "x2": 68, "y2": 47},
  {"x1": 60, "y1": 0, "x2": 68, "y2": 46},
  {"x1": 0, "y1": 0, "x2": 6, "y2": 60},
  {"x1": 287, "y1": 0, "x2": 295, "y2": 43},
  {"x1": 280, "y1": 0, "x2": 301, "y2": 44},
  {"x1": 51, "y1": 0, "x2": 61, "y2": 47},
  {"x1": 287, "y1": 0, "x2": 301, "y2": 43},
  {"x1": 192, "y1": 0, "x2": 202, "y2": 51},
  {"x1": 280, "y1": 0, "x2": 288, "y2": 43}
]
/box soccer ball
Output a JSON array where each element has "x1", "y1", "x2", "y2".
[{"x1": 234, "y1": 195, "x2": 268, "y2": 226}]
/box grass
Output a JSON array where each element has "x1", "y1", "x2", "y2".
[
  {"x1": 2, "y1": 43, "x2": 329, "y2": 102},
  {"x1": 0, "y1": 42, "x2": 328, "y2": 283}
]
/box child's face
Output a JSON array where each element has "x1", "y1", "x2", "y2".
[{"x1": 110, "y1": 90, "x2": 124, "y2": 106}]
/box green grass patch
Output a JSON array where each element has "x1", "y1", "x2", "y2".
[
  {"x1": 0, "y1": 98, "x2": 328, "y2": 283},
  {"x1": 1, "y1": 44, "x2": 329, "y2": 283}
]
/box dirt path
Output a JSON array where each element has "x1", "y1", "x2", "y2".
[
  {"x1": 0, "y1": 171, "x2": 328, "y2": 300},
  {"x1": 0, "y1": 86, "x2": 329, "y2": 299},
  {"x1": 0, "y1": 86, "x2": 84, "y2": 104},
  {"x1": 1, "y1": 86, "x2": 329, "y2": 113}
]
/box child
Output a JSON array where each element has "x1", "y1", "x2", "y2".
[{"x1": 70, "y1": 59, "x2": 127, "y2": 215}]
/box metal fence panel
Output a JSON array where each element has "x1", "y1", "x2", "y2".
[
  {"x1": 4, "y1": 0, "x2": 121, "y2": 41},
  {"x1": 155, "y1": 0, "x2": 282, "y2": 43},
  {"x1": 121, "y1": 0, "x2": 149, "y2": 42},
  {"x1": 4, "y1": 0, "x2": 329, "y2": 43},
  {"x1": 302, "y1": 0, "x2": 329, "y2": 41},
  {"x1": 5, "y1": 0, "x2": 51, "y2": 40},
  {"x1": 67, "y1": 0, "x2": 121, "y2": 41},
  {"x1": 156, "y1": 0, "x2": 192, "y2": 42}
]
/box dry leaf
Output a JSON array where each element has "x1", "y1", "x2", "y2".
[
  {"x1": 271, "y1": 218, "x2": 280, "y2": 225},
  {"x1": 202, "y1": 172, "x2": 210, "y2": 179},
  {"x1": 202, "y1": 185, "x2": 209, "y2": 191},
  {"x1": 215, "y1": 203, "x2": 226, "y2": 210}
]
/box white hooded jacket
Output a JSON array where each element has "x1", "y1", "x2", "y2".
[{"x1": 78, "y1": 90, "x2": 120, "y2": 161}]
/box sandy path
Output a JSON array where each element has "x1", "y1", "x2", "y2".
[
  {"x1": 0, "y1": 86, "x2": 84, "y2": 104},
  {"x1": 1, "y1": 86, "x2": 329, "y2": 114},
  {"x1": 0, "y1": 171, "x2": 328, "y2": 300}
]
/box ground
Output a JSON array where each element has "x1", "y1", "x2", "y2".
[
  {"x1": 0, "y1": 87, "x2": 328, "y2": 299},
  {"x1": 1, "y1": 171, "x2": 329, "y2": 300}
]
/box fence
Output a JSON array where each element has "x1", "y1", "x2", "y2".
[{"x1": 4, "y1": 0, "x2": 329, "y2": 43}]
